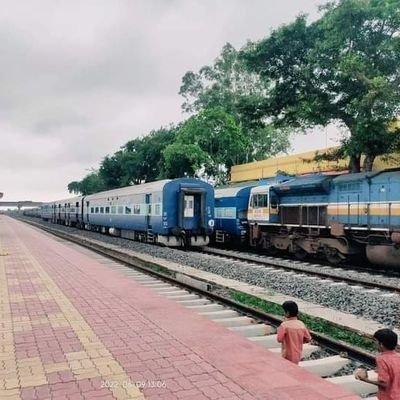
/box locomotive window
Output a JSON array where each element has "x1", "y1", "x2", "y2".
[
  {"x1": 105, "y1": 206, "x2": 110, "y2": 214},
  {"x1": 111, "y1": 206, "x2": 116, "y2": 214},
  {"x1": 95, "y1": 207, "x2": 99, "y2": 213},
  {"x1": 252, "y1": 194, "x2": 268, "y2": 208},
  {"x1": 100, "y1": 207, "x2": 104, "y2": 214},
  {"x1": 118, "y1": 206, "x2": 123, "y2": 214},
  {"x1": 125, "y1": 206, "x2": 132, "y2": 215}
]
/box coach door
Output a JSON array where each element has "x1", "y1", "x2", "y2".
[
  {"x1": 86, "y1": 201, "x2": 90, "y2": 224},
  {"x1": 145, "y1": 194, "x2": 152, "y2": 227},
  {"x1": 180, "y1": 189, "x2": 205, "y2": 232}
]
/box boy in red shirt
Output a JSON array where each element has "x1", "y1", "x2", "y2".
[
  {"x1": 356, "y1": 328, "x2": 400, "y2": 400},
  {"x1": 277, "y1": 301, "x2": 312, "y2": 364}
]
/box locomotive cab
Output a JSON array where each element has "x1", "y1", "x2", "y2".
[{"x1": 248, "y1": 186, "x2": 279, "y2": 224}]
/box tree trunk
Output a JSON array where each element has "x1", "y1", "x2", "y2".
[
  {"x1": 363, "y1": 154, "x2": 376, "y2": 172},
  {"x1": 348, "y1": 155, "x2": 361, "y2": 173}
]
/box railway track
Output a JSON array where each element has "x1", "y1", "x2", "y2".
[
  {"x1": 200, "y1": 247, "x2": 400, "y2": 295},
  {"x1": 19, "y1": 217, "x2": 381, "y2": 399}
]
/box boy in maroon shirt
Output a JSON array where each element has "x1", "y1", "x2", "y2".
[
  {"x1": 356, "y1": 328, "x2": 400, "y2": 400},
  {"x1": 277, "y1": 301, "x2": 312, "y2": 364}
]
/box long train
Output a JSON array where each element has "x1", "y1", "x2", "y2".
[
  {"x1": 214, "y1": 169, "x2": 400, "y2": 269},
  {"x1": 32, "y1": 169, "x2": 400, "y2": 268},
  {"x1": 40, "y1": 178, "x2": 215, "y2": 247}
]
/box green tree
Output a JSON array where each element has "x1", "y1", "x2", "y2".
[
  {"x1": 243, "y1": 0, "x2": 400, "y2": 172},
  {"x1": 99, "y1": 154, "x2": 125, "y2": 189},
  {"x1": 67, "y1": 172, "x2": 105, "y2": 195},
  {"x1": 180, "y1": 43, "x2": 290, "y2": 163},
  {"x1": 163, "y1": 143, "x2": 207, "y2": 178},
  {"x1": 67, "y1": 181, "x2": 82, "y2": 195},
  {"x1": 164, "y1": 107, "x2": 246, "y2": 184},
  {"x1": 97, "y1": 126, "x2": 178, "y2": 189}
]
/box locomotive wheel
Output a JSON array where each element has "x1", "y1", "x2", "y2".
[
  {"x1": 267, "y1": 246, "x2": 279, "y2": 256},
  {"x1": 294, "y1": 248, "x2": 308, "y2": 260},
  {"x1": 325, "y1": 248, "x2": 344, "y2": 265}
]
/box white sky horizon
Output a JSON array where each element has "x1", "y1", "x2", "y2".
[{"x1": 0, "y1": 0, "x2": 339, "y2": 204}]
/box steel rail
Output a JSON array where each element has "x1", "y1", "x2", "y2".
[{"x1": 201, "y1": 247, "x2": 400, "y2": 294}]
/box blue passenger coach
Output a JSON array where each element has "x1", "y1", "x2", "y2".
[
  {"x1": 82, "y1": 178, "x2": 214, "y2": 247},
  {"x1": 214, "y1": 184, "x2": 257, "y2": 244}
]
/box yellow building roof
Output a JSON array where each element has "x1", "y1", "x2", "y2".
[{"x1": 230, "y1": 147, "x2": 400, "y2": 183}]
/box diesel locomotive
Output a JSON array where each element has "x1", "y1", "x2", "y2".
[{"x1": 214, "y1": 169, "x2": 400, "y2": 269}]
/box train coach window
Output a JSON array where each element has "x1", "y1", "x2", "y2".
[
  {"x1": 133, "y1": 205, "x2": 140, "y2": 215},
  {"x1": 105, "y1": 207, "x2": 110, "y2": 214},
  {"x1": 125, "y1": 206, "x2": 132, "y2": 215},
  {"x1": 91, "y1": 208, "x2": 94, "y2": 214},
  {"x1": 111, "y1": 206, "x2": 116, "y2": 214},
  {"x1": 100, "y1": 207, "x2": 104, "y2": 214},
  {"x1": 118, "y1": 206, "x2": 123, "y2": 214},
  {"x1": 155, "y1": 204, "x2": 161, "y2": 216},
  {"x1": 95, "y1": 207, "x2": 99, "y2": 213}
]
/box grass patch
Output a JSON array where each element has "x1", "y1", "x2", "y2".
[
  {"x1": 144, "y1": 262, "x2": 174, "y2": 276},
  {"x1": 229, "y1": 290, "x2": 376, "y2": 352}
]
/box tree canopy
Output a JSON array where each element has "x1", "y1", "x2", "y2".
[
  {"x1": 163, "y1": 107, "x2": 246, "y2": 184},
  {"x1": 68, "y1": 126, "x2": 177, "y2": 194},
  {"x1": 67, "y1": 172, "x2": 105, "y2": 196},
  {"x1": 68, "y1": 0, "x2": 400, "y2": 195},
  {"x1": 179, "y1": 43, "x2": 291, "y2": 165},
  {"x1": 243, "y1": 0, "x2": 400, "y2": 171}
]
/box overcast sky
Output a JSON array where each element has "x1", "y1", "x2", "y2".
[{"x1": 0, "y1": 0, "x2": 340, "y2": 203}]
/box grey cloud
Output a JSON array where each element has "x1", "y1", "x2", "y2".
[{"x1": 0, "y1": 0, "x2": 328, "y2": 202}]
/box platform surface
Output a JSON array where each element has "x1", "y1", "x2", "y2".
[{"x1": 0, "y1": 216, "x2": 360, "y2": 400}]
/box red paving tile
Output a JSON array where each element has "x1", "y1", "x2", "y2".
[{"x1": 0, "y1": 216, "x2": 361, "y2": 400}]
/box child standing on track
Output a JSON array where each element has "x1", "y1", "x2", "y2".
[
  {"x1": 355, "y1": 328, "x2": 400, "y2": 400},
  {"x1": 277, "y1": 300, "x2": 312, "y2": 364}
]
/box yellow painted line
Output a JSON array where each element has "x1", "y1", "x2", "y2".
[
  {"x1": 328, "y1": 204, "x2": 400, "y2": 217},
  {"x1": 15, "y1": 235, "x2": 145, "y2": 400},
  {"x1": 0, "y1": 241, "x2": 20, "y2": 400}
]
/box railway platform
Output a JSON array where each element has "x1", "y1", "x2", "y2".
[{"x1": 0, "y1": 216, "x2": 360, "y2": 400}]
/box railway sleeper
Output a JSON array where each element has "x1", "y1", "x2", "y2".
[
  {"x1": 228, "y1": 323, "x2": 274, "y2": 337},
  {"x1": 299, "y1": 355, "x2": 350, "y2": 377},
  {"x1": 327, "y1": 371, "x2": 378, "y2": 397}
]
